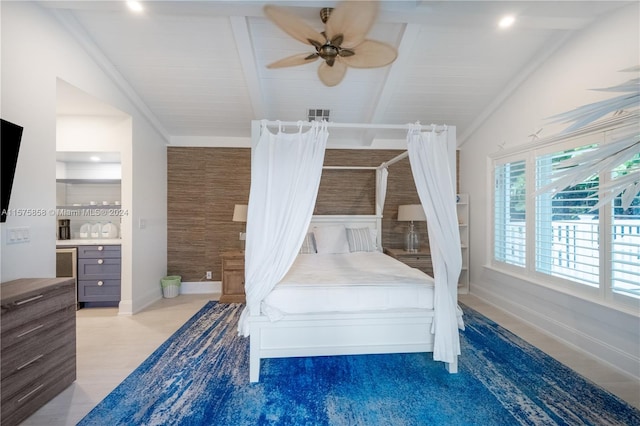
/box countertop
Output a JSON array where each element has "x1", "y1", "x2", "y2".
[{"x1": 56, "y1": 239, "x2": 121, "y2": 246}]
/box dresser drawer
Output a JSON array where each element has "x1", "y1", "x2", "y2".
[
  {"x1": 77, "y1": 245, "x2": 121, "y2": 259},
  {"x1": 401, "y1": 255, "x2": 431, "y2": 269},
  {"x1": 1, "y1": 318, "x2": 75, "y2": 382},
  {"x1": 1, "y1": 305, "x2": 74, "y2": 352},
  {"x1": 0, "y1": 284, "x2": 75, "y2": 335},
  {"x1": 223, "y1": 258, "x2": 244, "y2": 270},
  {"x1": 78, "y1": 280, "x2": 121, "y2": 302},
  {"x1": 0, "y1": 346, "x2": 76, "y2": 426},
  {"x1": 78, "y1": 258, "x2": 121, "y2": 280}
]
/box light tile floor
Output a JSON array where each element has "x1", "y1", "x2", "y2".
[{"x1": 19, "y1": 293, "x2": 639, "y2": 425}]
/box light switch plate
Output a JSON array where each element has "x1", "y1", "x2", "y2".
[{"x1": 7, "y1": 226, "x2": 30, "y2": 244}]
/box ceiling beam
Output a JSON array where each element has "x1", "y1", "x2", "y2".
[
  {"x1": 361, "y1": 23, "x2": 422, "y2": 146},
  {"x1": 230, "y1": 16, "x2": 265, "y2": 120}
]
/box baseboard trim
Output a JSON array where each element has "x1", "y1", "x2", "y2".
[
  {"x1": 180, "y1": 281, "x2": 221, "y2": 294},
  {"x1": 120, "y1": 286, "x2": 163, "y2": 315},
  {"x1": 471, "y1": 284, "x2": 640, "y2": 381}
]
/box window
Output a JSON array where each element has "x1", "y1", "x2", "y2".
[
  {"x1": 611, "y1": 152, "x2": 640, "y2": 298},
  {"x1": 535, "y1": 145, "x2": 600, "y2": 287},
  {"x1": 491, "y1": 124, "x2": 640, "y2": 307},
  {"x1": 494, "y1": 160, "x2": 526, "y2": 267}
]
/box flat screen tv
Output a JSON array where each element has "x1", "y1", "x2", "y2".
[{"x1": 1, "y1": 119, "x2": 24, "y2": 223}]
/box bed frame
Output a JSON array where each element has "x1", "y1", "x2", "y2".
[{"x1": 248, "y1": 215, "x2": 458, "y2": 382}]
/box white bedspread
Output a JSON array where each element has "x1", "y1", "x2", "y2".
[{"x1": 261, "y1": 252, "x2": 435, "y2": 320}]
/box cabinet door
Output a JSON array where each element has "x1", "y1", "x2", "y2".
[
  {"x1": 78, "y1": 280, "x2": 121, "y2": 302},
  {"x1": 78, "y1": 259, "x2": 121, "y2": 280},
  {"x1": 223, "y1": 270, "x2": 245, "y2": 296}
]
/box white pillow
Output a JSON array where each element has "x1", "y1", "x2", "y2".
[
  {"x1": 313, "y1": 225, "x2": 350, "y2": 254},
  {"x1": 346, "y1": 227, "x2": 377, "y2": 252},
  {"x1": 299, "y1": 232, "x2": 317, "y2": 254},
  {"x1": 369, "y1": 228, "x2": 378, "y2": 249}
]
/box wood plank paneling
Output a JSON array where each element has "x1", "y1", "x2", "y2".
[{"x1": 167, "y1": 147, "x2": 428, "y2": 281}]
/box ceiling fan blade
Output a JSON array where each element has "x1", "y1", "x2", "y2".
[
  {"x1": 339, "y1": 40, "x2": 397, "y2": 69},
  {"x1": 264, "y1": 5, "x2": 325, "y2": 46},
  {"x1": 325, "y1": 1, "x2": 378, "y2": 49},
  {"x1": 267, "y1": 53, "x2": 319, "y2": 69},
  {"x1": 318, "y1": 61, "x2": 347, "y2": 87}
]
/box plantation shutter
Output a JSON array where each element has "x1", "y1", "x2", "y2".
[
  {"x1": 535, "y1": 145, "x2": 600, "y2": 287},
  {"x1": 611, "y1": 153, "x2": 640, "y2": 298},
  {"x1": 494, "y1": 160, "x2": 526, "y2": 267}
]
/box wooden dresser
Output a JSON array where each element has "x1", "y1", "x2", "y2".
[
  {"x1": 1, "y1": 278, "x2": 76, "y2": 426},
  {"x1": 220, "y1": 250, "x2": 246, "y2": 303},
  {"x1": 384, "y1": 247, "x2": 434, "y2": 276}
]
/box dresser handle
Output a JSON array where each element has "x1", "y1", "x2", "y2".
[
  {"x1": 97, "y1": 281, "x2": 104, "y2": 286},
  {"x1": 17, "y1": 384, "x2": 44, "y2": 403},
  {"x1": 15, "y1": 294, "x2": 43, "y2": 306},
  {"x1": 98, "y1": 259, "x2": 104, "y2": 265},
  {"x1": 17, "y1": 324, "x2": 44, "y2": 338},
  {"x1": 17, "y1": 354, "x2": 44, "y2": 371},
  {"x1": 98, "y1": 246, "x2": 104, "y2": 251}
]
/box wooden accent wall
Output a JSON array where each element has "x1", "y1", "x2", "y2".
[{"x1": 168, "y1": 147, "x2": 425, "y2": 281}]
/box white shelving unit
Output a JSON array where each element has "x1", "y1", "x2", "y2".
[{"x1": 457, "y1": 193, "x2": 469, "y2": 293}]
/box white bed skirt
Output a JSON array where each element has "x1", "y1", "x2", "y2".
[{"x1": 248, "y1": 309, "x2": 458, "y2": 382}]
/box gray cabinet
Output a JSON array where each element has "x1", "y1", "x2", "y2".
[
  {"x1": 1, "y1": 278, "x2": 76, "y2": 426},
  {"x1": 77, "y1": 245, "x2": 121, "y2": 304}
]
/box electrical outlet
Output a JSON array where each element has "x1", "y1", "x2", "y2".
[{"x1": 206, "y1": 271, "x2": 212, "y2": 280}]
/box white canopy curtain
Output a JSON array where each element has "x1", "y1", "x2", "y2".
[
  {"x1": 238, "y1": 120, "x2": 328, "y2": 336},
  {"x1": 376, "y1": 167, "x2": 389, "y2": 216},
  {"x1": 407, "y1": 124, "x2": 464, "y2": 364}
]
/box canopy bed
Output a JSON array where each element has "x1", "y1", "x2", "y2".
[{"x1": 240, "y1": 119, "x2": 462, "y2": 383}]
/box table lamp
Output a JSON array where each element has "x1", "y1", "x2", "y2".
[
  {"x1": 232, "y1": 204, "x2": 248, "y2": 250},
  {"x1": 397, "y1": 204, "x2": 426, "y2": 252}
]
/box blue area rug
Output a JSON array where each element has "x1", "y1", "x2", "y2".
[{"x1": 78, "y1": 302, "x2": 640, "y2": 425}]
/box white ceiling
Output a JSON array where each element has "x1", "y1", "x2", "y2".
[{"x1": 45, "y1": 1, "x2": 630, "y2": 146}]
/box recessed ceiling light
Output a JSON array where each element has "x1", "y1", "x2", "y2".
[
  {"x1": 90, "y1": 156, "x2": 101, "y2": 162},
  {"x1": 498, "y1": 15, "x2": 516, "y2": 29},
  {"x1": 127, "y1": 1, "x2": 144, "y2": 13}
]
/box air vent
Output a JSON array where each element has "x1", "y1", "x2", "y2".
[{"x1": 308, "y1": 109, "x2": 330, "y2": 121}]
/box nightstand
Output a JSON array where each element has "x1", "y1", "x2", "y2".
[
  {"x1": 384, "y1": 247, "x2": 433, "y2": 276},
  {"x1": 220, "y1": 250, "x2": 246, "y2": 303}
]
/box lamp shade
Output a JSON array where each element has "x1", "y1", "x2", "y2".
[
  {"x1": 232, "y1": 204, "x2": 248, "y2": 222},
  {"x1": 397, "y1": 204, "x2": 426, "y2": 222}
]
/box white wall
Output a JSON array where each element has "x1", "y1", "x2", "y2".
[
  {"x1": 461, "y1": 4, "x2": 640, "y2": 379},
  {"x1": 1, "y1": 2, "x2": 167, "y2": 313}
]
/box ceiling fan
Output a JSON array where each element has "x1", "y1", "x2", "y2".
[{"x1": 264, "y1": 1, "x2": 398, "y2": 87}]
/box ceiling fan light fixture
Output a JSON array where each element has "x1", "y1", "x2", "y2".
[
  {"x1": 127, "y1": 1, "x2": 144, "y2": 13},
  {"x1": 498, "y1": 15, "x2": 516, "y2": 29}
]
